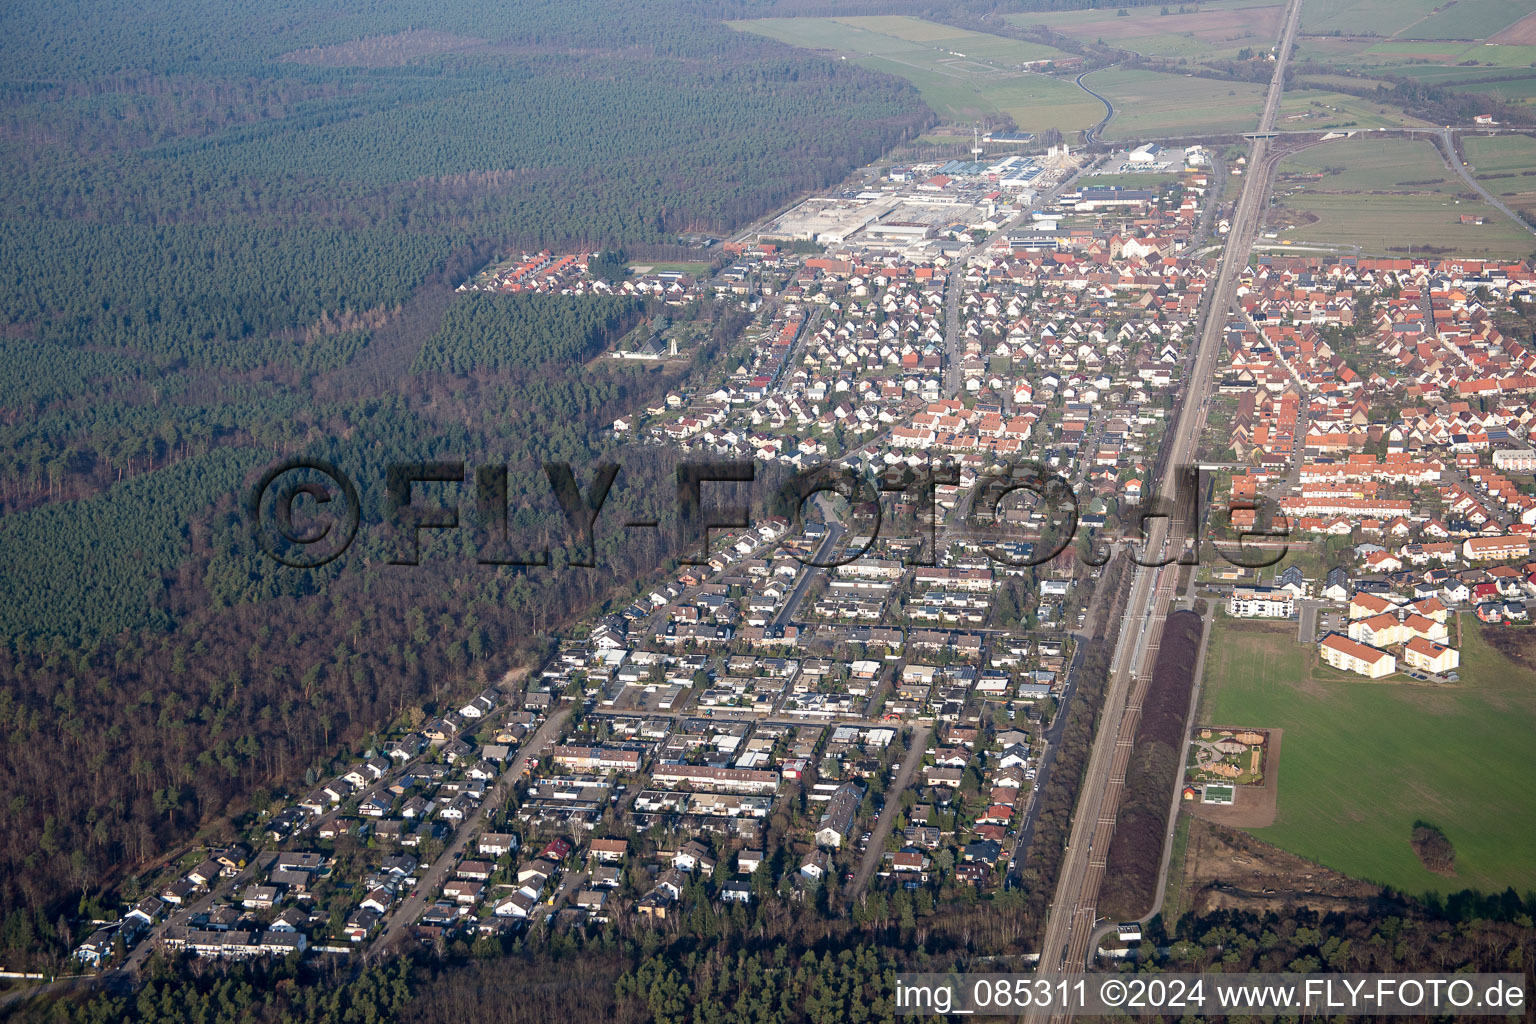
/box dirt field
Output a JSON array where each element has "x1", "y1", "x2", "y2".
[
  {"x1": 1170, "y1": 815, "x2": 1381, "y2": 920},
  {"x1": 1491, "y1": 10, "x2": 1536, "y2": 45},
  {"x1": 1483, "y1": 618, "x2": 1536, "y2": 667},
  {"x1": 1188, "y1": 726, "x2": 1281, "y2": 827}
]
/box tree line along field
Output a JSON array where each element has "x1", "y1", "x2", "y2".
[
  {"x1": 1196, "y1": 615, "x2": 1536, "y2": 895},
  {"x1": 729, "y1": 16, "x2": 1105, "y2": 134},
  {"x1": 1268, "y1": 137, "x2": 1536, "y2": 258}
]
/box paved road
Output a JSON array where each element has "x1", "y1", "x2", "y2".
[
  {"x1": 845, "y1": 723, "x2": 931, "y2": 904},
  {"x1": 1438, "y1": 127, "x2": 1536, "y2": 241},
  {"x1": 773, "y1": 515, "x2": 845, "y2": 628},
  {"x1": 1026, "y1": 0, "x2": 1305, "y2": 1012},
  {"x1": 1076, "y1": 68, "x2": 1117, "y2": 145},
  {"x1": 368, "y1": 707, "x2": 570, "y2": 958},
  {"x1": 943, "y1": 267, "x2": 963, "y2": 398}
]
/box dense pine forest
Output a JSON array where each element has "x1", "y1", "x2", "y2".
[
  {"x1": 10, "y1": 888, "x2": 1535, "y2": 1023},
  {"x1": 0, "y1": 0, "x2": 936, "y2": 959}
]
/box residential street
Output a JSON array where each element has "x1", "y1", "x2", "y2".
[
  {"x1": 368, "y1": 707, "x2": 570, "y2": 958},
  {"x1": 845, "y1": 722, "x2": 930, "y2": 905}
]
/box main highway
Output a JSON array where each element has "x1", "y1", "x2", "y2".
[{"x1": 1023, "y1": 0, "x2": 1304, "y2": 1014}]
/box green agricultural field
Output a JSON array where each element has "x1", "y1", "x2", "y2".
[
  {"x1": 1358, "y1": 41, "x2": 1536, "y2": 65},
  {"x1": 730, "y1": 15, "x2": 1068, "y2": 69},
  {"x1": 731, "y1": 17, "x2": 1102, "y2": 133},
  {"x1": 1301, "y1": 0, "x2": 1531, "y2": 41},
  {"x1": 1300, "y1": 0, "x2": 1442, "y2": 37},
  {"x1": 1454, "y1": 76, "x2": 1536, "y2": 104},
  {"x1": 1089, "y1": 68, "x2": 1265, "y2": 140},
  {"x1": 1400, "y1": 0, "x2": 1532, "y2": 41},
  {"x1": 1466, "y1": 133, "x2": 1536, "y2": 220},
  {"x1": 1383, "y1": 65, "x2": 1536, "y2": 87},
  {"x1": 1272, "y1": 193, "x2": 1533, "y2": 256},
  {"x1": 1198, "y1": 616, "x2": 1536, "y2": 895},
  {"x1": 1296, "y1": 30, "x2": 1536, "y2": 92},
  {"x1": 1270, "y1": 137, "x2": 1534, "y2": 257},
  {"x1": 835, "y1": 15, "x2": 1065, "y2": 63},
  {"x1": 1465, "y1": 132, "x2": 1536, "y2": 173},
  {"x1": 1276, "y1": 89, "x2": 1437, "y2": 130},
  {"x1": 1081, "y1": 171, "x2": 1185, "y2": 189},
  {"x1": 1294, "y1": 72, "x2": 1395, "y2": 91},
  {"x1": 1010, "y1": 0, "x2": 1285, "y2": 62},
  {"x1": 1279, "y1": 137, "x2": 1461, "y2": 190}
]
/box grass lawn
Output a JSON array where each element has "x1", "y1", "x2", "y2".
[
  {"x1": 1081, "y1": 171, "x2": 1184, "y2": 189},
  {"x1": 1270, "y1": 137, "x2": 1535, "y2": 257},
  {"x1": 628, "y1": 261, "x2": 711, "y2": 275},
  {"x1": 1197, "y1": 615, "x2": 1536, "y2": 895},
  {"x1": 730, "y1": 17, "x2": 1101, "y2": 133},
  {"x1": 1159, "y1": 812, "x2": 1194, "y2": 923},
  {"x1": 1089, "y1": 68, "x2": 1265, "y2": 140}
]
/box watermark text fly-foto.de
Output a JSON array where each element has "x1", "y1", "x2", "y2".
[{"x1": 247, "y1": 456, "x2": 1290, "y2": 571}]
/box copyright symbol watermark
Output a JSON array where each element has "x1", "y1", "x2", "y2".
[{"x1": 246, "y1": 458, "x2": 360, "y2": 568}]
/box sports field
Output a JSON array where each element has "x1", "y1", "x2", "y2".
[
  {"x1": 1008, "y1": 0, "x2": 1284, "y2": 61},
  {"x1": 1089, "y1": 68, "x2": 1265, "y2": 141},
  {"x1": 731, "y1": 16, "x2": 1102, "y2": 133},
  {"x1": 1270, "y1": 137, "x2": 1534, "y2": 257},
  {"x1": 1198, "y1": 616, "x2": 1536, "y2": 894}
]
